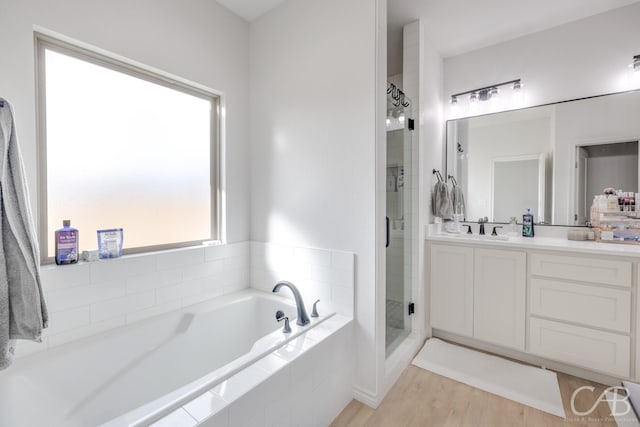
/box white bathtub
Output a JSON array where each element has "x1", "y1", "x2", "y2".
[{"x1": 0, "y1": 290, "x2": 333, "y2": 427}]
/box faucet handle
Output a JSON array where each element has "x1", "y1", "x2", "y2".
[
  {"x1": 276, "y1": 311, "x2": 292, "y2": 333},
  {"x1": 491, "y1": 226, "x2": 503, "y2": 236},
  {"x1": 464, "y1": 224, "x2": 472, "y2": 234},
  {"x1": 311, "y1": 299, "x2": 320, "y2": 317}
]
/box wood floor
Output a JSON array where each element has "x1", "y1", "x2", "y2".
[{"x1": 331, "y1": 364, "x2": 624, "y2": 427}]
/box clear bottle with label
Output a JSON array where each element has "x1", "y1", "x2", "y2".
[
  {"x1": 522, "y1": 208, "x2": 534, "y2": 237},
  {"x1": 55, "y1": 220, "x2": 79, "y2": 265}
]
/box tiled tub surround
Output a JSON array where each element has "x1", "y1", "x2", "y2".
[
  {"x1": 0, "y1": 290, "x2": 336, "y2": 427},
  {"x1": 2, "y1": 241, "x2": 355, "y2": 426},
  {"x1": 21, "y1": 242, "x2": 251, "y2": 358},
  {"x1": 250, "y1": 242, "x2": 355, "y2": 318},
  {"x1": 145, "y1": 315, "x2": 353, "y2": 427}
]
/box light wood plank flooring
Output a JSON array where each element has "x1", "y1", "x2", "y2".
[{"x1": 331, "y1": 364, "x2": 624, "y2": 426}]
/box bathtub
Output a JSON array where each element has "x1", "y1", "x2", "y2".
[{"x1": 0, "y1": 289, "x2": 334, "y2": 427}]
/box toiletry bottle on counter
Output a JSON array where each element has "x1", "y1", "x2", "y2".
[
  {"x1": 55, "y1": 220, "x2": 79, "y2": 265},
  {"x1": 522, "y1": 209, "x2": 534, "y2": 238}
]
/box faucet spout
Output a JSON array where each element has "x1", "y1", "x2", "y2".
[{"x1": 272, "y1": 281, "x2": 311, "y2": 326}]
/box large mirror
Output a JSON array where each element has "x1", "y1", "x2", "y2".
[{"x1": 446, "y1": 89, "x2": 640, "y2": 226}]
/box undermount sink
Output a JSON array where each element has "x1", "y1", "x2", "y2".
[{"x1": 446, "y1": 233, "x2": 510, "y2": 241}]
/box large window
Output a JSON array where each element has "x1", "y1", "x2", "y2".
[{"x1": 36, "y1": 35, "x2": 220, "y2": 261}]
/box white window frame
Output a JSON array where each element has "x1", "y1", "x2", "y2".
[{"x1": 35, "y1": 33, "x2": 221, "y2": 263}]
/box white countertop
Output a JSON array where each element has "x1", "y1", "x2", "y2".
[{"x1": 426, "y1": 232, "x2": 640, "y2": 258}]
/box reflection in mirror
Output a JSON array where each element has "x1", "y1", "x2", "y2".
[
  {"x1": 446, "y1": 90, "x2": 640, "y2": 226},
  {"x1": 447, "y1": 106, "x2": 553, "y2": 224}
]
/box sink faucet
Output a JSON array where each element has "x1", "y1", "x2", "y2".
[
  {"x1": 478, "y1": 217, "x2": 488, "y2": 235},
  {"x1": 272, "y1": 281, "x2": 310, "y2": 326}
]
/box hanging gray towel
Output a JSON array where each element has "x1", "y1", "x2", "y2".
[
  {"x1": 0, "y1": 98, "x2": 48, "y2": 370},
  {"x1": 432, "y1": 180, "x2": 453, "y2": 220},
  {"x1": 451, "y1": 183, "x2": 466, "y2": 217}
]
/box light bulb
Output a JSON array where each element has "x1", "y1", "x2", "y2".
[
  {"x1": 469, "y1": 92, "x2": 478, "y2": 103},
  {"x1": 489, "y1": 87, "x2": 499, "y2": 100},
  {"x1": 398, "y1": 112, "x2": 405, "y2": 124}
]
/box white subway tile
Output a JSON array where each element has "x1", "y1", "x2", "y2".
[
  {"x1": 126, "y1": 269, "x2": 181, "y2": 294},
  {"x1": 181, "y1": 260, "x2": 224, "y2": 282},
  {"x1": 226, "y1": 242, "x2": 249, "y2": 258},
  {"x1": 46, "y1": 281, "x2": 126, "y2": 312},
  {"x1": 254, "y1": 353, "x2": 289, "y2": 375},
  {"x1": 91, "y1": 291, "x2": 155, "y2": 322},
  {"x1": 14, "y1": 337, "x2": 49, "y2": 358},
  {"x1": 181, "y1": 277, "x2": 223, "y2": 299},
  {"x1": 264, "y1": 244, "x2": 294, "y2": 272},
  {"x1": 204, "y1": 244, "x2": 227, "y2": 261},
  {"x1": 198, "y1": 407, "x2": 228, "y2": 427},
  {"x1": 40, "y1": 263, "x2": 92, "y2": 291},
  {"x1": 157, "y1": 247, "x2": 205, "y2": 270},
  {"x1": 330, "y1": 251, "x2": 353, "y2": 272},
  {"x1": 309, "y1": 265, "x2": 332, "y2": 284},
  {"x1": 211, "y1": 365, "x2": 270, "y2": 404},
  {"x1": 43, "y1": 306, "x2": 91, "y2": 336},
  {"x1": 183, "y1": 391, "x2": 227, "y2": 422},
  {"x1": 223, "y1": 256, "x2": 248, "y2": 271},
  {"x1": 126, "y1": 300, "x2": 182, "y2": 324},
  {"x1": 294, "y1": 247, "x2": 331, "y2": 267},
  {"x1": 250, "y1": 241, "x2": 266, "y2": 258},
  {"x1": 156, "y1": 283, "x2": 183, "y2": 304},
  {"x1": 48, "y1": 316, "x2": 125, "y2": 348},
  {"x1": 264, "y1": 397, "x2": 291, "y2": 427},
  {"x1": 182, "y1": 290, "x2": 224, "y2": 308},
  {"x1": 90, "y1": 255, "x2": 157, "y2": 283},
  {"x1": 331, "y1": 284, "x2": 353, "y2": 306},
  {"x1": 151, "y1": 408, "x2": 197, "y2": 427}
]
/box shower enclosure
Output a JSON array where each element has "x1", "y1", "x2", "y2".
[{"x1": 385, "y1": 82, "x2": 414, "y2": 356}]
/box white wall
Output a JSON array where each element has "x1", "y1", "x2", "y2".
[
  {"x1": 249, "y1": 0, "x2": 379, "y2": 401},
  {"x1": 0, "y1": 0, "x2": 250, "y2": 243},
  {"x1": 444, "y1": 2, "x2": 640, "y2": 119}
]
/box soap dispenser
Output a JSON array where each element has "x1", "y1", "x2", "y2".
[{"x1": 522, "y1": 209, "x2": 534, "y2": 238}]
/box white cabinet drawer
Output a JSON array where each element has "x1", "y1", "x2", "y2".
[
  {"x1": 530, "y1": 278, "x2": 631, "y2": 333},
  {"x1": 529, "y1": 317, "x2": 630, "y2": 377},
  {"x1": 530, "y1": 253, "x2": 631, "y2": 288}
]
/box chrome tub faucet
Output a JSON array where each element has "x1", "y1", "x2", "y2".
[{"x1": 272, "y1": 281, "x2": 311, "y2": 326}]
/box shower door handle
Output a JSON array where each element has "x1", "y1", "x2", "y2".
[{"x1": 386, "y1": 217, "x2": 390, "y2": 248}]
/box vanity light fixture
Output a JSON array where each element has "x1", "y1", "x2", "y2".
[
  {"x1": 513, "y1": 80, "x2": 522, "y2": 92},
  {"x1": 451, "y1": 79, "x2": 521, "y2": 105},
  {"x1": 633, "y1": 55, "x2": 640, "y2": 73}
]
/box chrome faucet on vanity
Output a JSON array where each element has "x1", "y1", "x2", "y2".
[
  {"x1": 272, "y1": 281, "x2": 310, "y2": 326},
  {"x1": 478, "y1": 217, "x2": 488, "y2": 235}
]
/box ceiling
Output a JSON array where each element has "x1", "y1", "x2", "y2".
[
  {"x1": 388, "y1": 0, "x2": 640, "y2": 75},
  {"x1": 216, "y1": 0, "x2": 285, "y2": 21},
  {"x1": 216, "y1": 0, "x2": 640, "y2": 75}
]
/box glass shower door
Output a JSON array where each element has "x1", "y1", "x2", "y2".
[{"x1": 385, "y1": 87, "x2": 413, "y2": 357}]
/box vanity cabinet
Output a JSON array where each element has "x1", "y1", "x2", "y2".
[
  {"x1": 430, "y1": 244, "x2": 526, "y2": 350},
  {"x1": 430, "y1": 245, "x2": 474, "y2": 337},
  {"x1": 528, "y1": 253, "x2": 632, "y2": 377},
  {"x1": 474, "y1": 248, "x2": 526, "y2": 350},
  {"x1": 428, "y1": 237, "x2": 637, "y2": 380}
]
